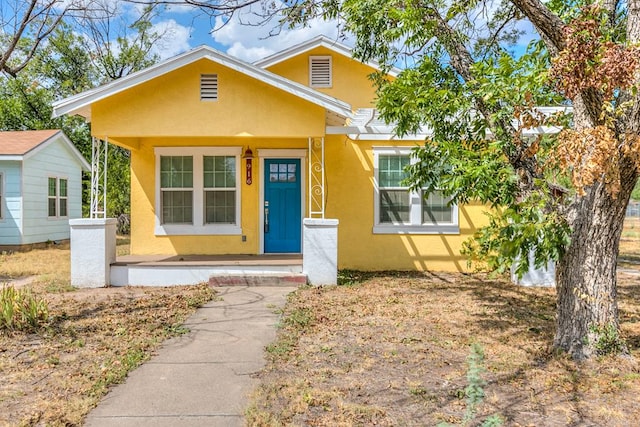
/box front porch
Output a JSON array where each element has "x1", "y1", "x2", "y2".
[
  {"x1": 69, "y1": 217, "x2": 337, "y2": 287},
  {"x1": 110, "y1": 253, "x2": 305, "y2": 287}
]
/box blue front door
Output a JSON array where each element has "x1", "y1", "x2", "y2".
[{"x1": 264, "y1": 159, "x2": 301, "y2": 253}]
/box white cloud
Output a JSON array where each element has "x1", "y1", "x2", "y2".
[
  {"x1": 151, "y1": 19, "x2": 192, "y2": 59},
  {"x1": 226, "y1": 42, "x2": 273, "y2": 63},
  {"x1": 211, "y1": 14, "x2": 349, "y2": 62}
]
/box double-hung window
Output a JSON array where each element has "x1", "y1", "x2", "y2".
[
  {"x1": 48, "y1": 177, "x2": 68, "y2": 218},
  {"x1": 374, "y1": 147, "x2": 459, "y2": 234},
  {"x1": 155, "y1": 147, "x2": 241, "y2": 235},
  {"x1": 160, "y1": 156, "x2": 193, "y2": 224},
  {"x1": 204, "y1": 156, "x2": 236, "y2": 224},
  {"x1": 0, "y1": 173, "x2": 3, "y2": 219}
]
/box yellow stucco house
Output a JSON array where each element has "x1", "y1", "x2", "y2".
[{"x1": 54, "y1": 36, "x2": 490, "y2": 287}]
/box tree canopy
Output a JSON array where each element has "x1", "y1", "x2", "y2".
[
  {"x1": 287, "y1": 0, "x2": 638, "y2": 360},
  {"x1": 0, "y1": 2, "x2": 164, "y2": 223}
]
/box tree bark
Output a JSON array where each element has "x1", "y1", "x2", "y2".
[{"x1": 555, "y1": 177, "x2": 634, "y2": 359}]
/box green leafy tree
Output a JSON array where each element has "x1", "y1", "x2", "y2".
[
  {"x1": 0, "y1": 6, "x2": 163, "y2": 224},
  {"x1": 282, "y1": 0, "x2": 638, "y2": 360}
]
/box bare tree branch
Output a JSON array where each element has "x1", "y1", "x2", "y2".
[{"x1": 0, "y1": 0, "x2": 98, "y2": 77}]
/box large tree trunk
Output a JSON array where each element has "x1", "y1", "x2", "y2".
[{"x1": 555, "y1": 176, "x2": 635, "y2": 359}]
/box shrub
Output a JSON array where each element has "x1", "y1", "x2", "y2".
[{"x1": 0, "y1": 284, "x2": 49, "y2": 332}]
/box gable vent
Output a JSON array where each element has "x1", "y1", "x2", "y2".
[
  {"x1": 309, "y1": 56, "x2": 332, "y2": 88},
  {"x1": 200, "y1": 74, "x2": 218, "y2": 101}
]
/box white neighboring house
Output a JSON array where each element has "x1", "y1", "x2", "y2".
[{"x1": 0, "y1": 130, "x2": 90, "y2": 249}]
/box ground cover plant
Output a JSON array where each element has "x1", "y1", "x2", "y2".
[
  {"x1": 0, "y1": 242, "x2": 215, "y2": 426},
  {"x1": 248, "y1": 220, "x2": 640, "y2": 426}
]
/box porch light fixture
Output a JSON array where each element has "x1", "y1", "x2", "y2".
[{"x1": 243, "y1": 147, "x2": 254, "y2": 185}]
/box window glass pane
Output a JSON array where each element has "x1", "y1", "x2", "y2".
[
  {"x1": 59, "y1": 179, "x2": 68, "y2": 197},
  {"x1": 59, "y1": 198, "x2": 68, "y2": 217},
  {"x1": 48, "y1": 198, "x2": 57, "y2": 217},
  {"x1": 204, "y1": 156, "x2": 235, "y2": 188},
  {"x1": 379, "y1": 155, "x2": 409, "y2": 187},
  {"x1": 162, "y1": 190, "x2": 193, "y2": 224},
  {"x1": 160, "y1": 156, "x2": 193, "y2": 188},
  {"x1": 205, "y1": 190, "x2": 236, "y2": 224},
  {"x1": 48, "y1": 177, "x2": 57, "y2": 196},
  {"x1": 422, "y1": 190, "x2": 453, "y2": 223},
  {"x1": 380, "y1": 190, "x2": 410, "y2": 223}
]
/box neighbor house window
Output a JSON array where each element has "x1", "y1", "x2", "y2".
[
  {"x1": 59, "y1": 179, "x2": 68, "y2": 217},
  {"x1": 155, "y1": 147, "x2": 242, "y2": 235},
  {"x1": 48, "y1": 177, "x2": 68, "y2": 218},
  {"x1": 374, "y1": 148, "x2": 458, "y2": 234},
  {"x1": 0, "y1": 173, "x2": 3, "y2": 219}
]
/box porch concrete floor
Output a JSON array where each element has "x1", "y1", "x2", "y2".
[{"x1": 113, "y1": 253, "x2": 303, "y2": 267}]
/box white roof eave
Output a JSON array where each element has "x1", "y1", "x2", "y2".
[{"x1": 327, "y1": 106, "x2": 571, "y2": 140}]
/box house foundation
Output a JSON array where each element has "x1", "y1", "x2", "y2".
[{"x1": 511, "y1": 249, "x2": 556, "y2": 287}]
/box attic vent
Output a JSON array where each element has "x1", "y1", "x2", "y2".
[
  {"x1": 309, "y1": 56, "x2": 332, "y2": 88},
  {"x1": 200, "y1": 74, "x2": 218, "y2": 101}
]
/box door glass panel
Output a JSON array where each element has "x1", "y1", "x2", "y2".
[{"x1": 269, "y1": 162, "x2": 298, "y2": 183}]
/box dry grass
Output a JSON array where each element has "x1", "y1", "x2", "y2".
[
  {"x1": 248, "y1": 222, "x2": 640, "y2": 426},
  {"x1": 249, "y1": 273, "x2": 640, "y2": 426},
  {"x1": 0, "y1": 237, "x2": 131, "y2": 292},
  {"x1": 0, "y1": 240, "x2": 215, "y2": 426},
  {"x1": 620, "y1": 218, "x2": 640, "y2": 269}
]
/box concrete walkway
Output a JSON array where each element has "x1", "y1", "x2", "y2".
[{"x1": 84, "y1": 286, "x2": 296, "y2": 427}]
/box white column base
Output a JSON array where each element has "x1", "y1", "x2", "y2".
[
  {"x1": 69, "y1": 218, "x2": 117, "y2": 288},
  {"x1": 511, "y1": 250, "x2": 556, "y2": 287},
  {"x1": 303, "y1": 218, "x2": 339, "y2": 285}
]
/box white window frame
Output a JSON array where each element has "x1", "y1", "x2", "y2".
[
  {"x1": 309, "y1": 55, "x2": 332, "y2": 88},
  {"x1": 373, "y1": 147, "x2": 459, "y2": 234},
  {"x1": 154, "y1": 147, "x2": 242, "y2": 235},
  {"x1": 47, "y1": 176, "x2": 69, "y2": 219}
]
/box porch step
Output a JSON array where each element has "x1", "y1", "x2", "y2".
[
  {"x1": 209, "y1": 273, "x2": 308, "y2": 287},
  {"x1": 110, "y1": 254, "x2": 303, "y2": 287}
]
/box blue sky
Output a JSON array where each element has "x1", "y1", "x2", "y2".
[
  {"x1": 144, "y1": 2, "x2": 346, "y2": 62},
  {"x1": 59, "y1": 1, "x2": 535, "y2": 64}
]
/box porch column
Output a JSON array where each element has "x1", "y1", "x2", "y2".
[
  {"x1": 303, "y1": 218, "x2": 338, "y2": 285},
  {"x1": 69, "y1": 218, "x2": 117, "y2": 288}
]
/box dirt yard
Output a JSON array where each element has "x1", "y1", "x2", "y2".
[
  {"x1": 1, "y1": 221, "x2": 638, "y2": 426},
  {"x1": 0, "y1": 241, "x2": 215, "y2": 426},
  {"x1": 247, "y1": 271, "x2": 640, "y2": 426},
  {"x1": 248, "y1": 221, "x2": 640, "y2": 426}
]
